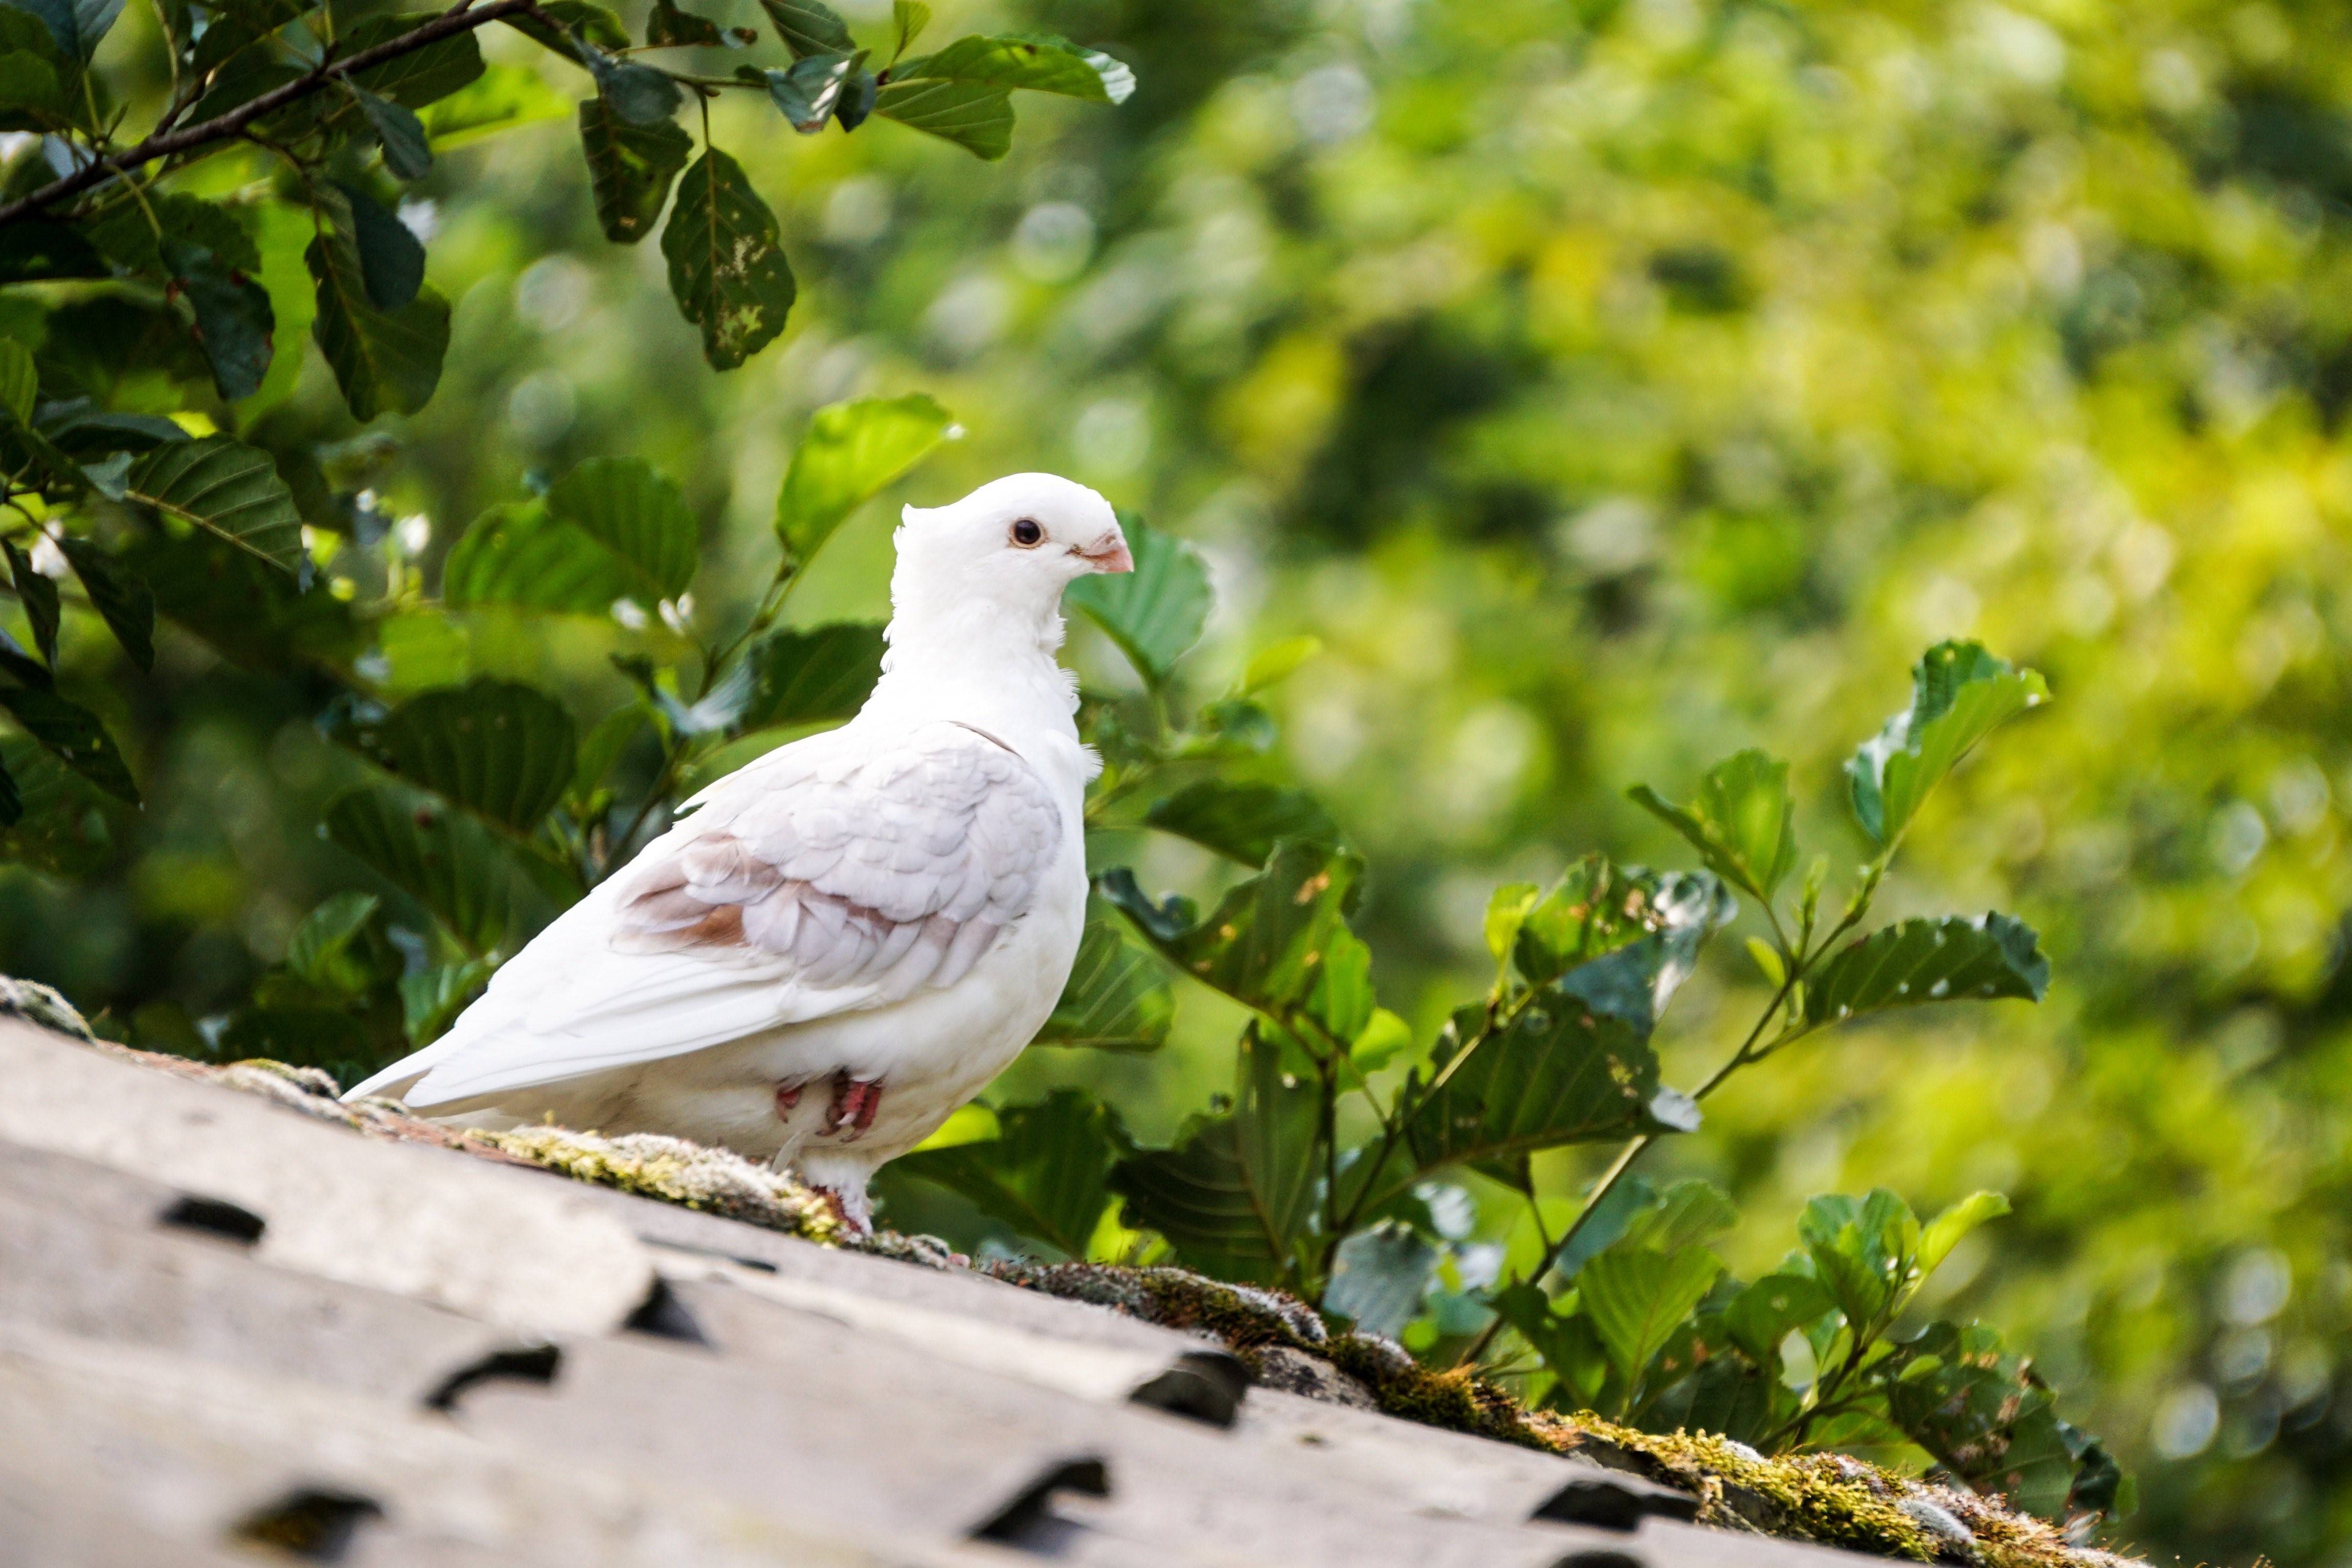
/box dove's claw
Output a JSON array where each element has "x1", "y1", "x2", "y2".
[
  {"x1": 820, "y1": 1074, "x2": 885, "y2": 1141},
  {"x1": 812, "y1": 1184, "x2": 874, "y2": 1237}
]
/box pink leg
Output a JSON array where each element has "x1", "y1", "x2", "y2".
[
  {"x1": 774, "y1": 1081, "x2": 803, "y2": 1118},
  {"x1": 820, "y1": 1074, "x2": 885, "y2": 1141}
]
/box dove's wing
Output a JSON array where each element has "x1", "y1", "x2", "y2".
[{"x1": 366, "y1": 721, "x2": 1065, "y2": 1108}]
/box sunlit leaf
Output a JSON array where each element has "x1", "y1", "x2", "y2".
[
  {"x1": 125, "y1": 436, "x2": 303, "y2": 573},
  {"x1": 892, "y1": 1087, "x2": 1126, "y2": 1257},
  {"x1": 872, "y1": 76, "x2": 1011, "y2": 158},
  {"x1": 422, "y1": 64, "x2": 572, "y2": 148},
  {"x1": 546, "y1": 455, "x2": 698, "y2": 599},
  {"x1": 1628, "y1": 747, "x2": 1798, "y2": 902},
  {"x1": 1797, "y1": 1188, "x2": 1920, "y2": 1332},
  {"x1": 775, "y1": 393, "x2": 953, "y2": 565},
  {"x1": 1917, "y1": 1190, "x2": 2011, "y2": 1278},
  {"x1": 1847, "y1": 641, "x2": 2048, "y2": 848},
  {"x1": 3, "y1": 539, "x2": 56, "y2": 666},
  {"x1": 441, "y1": 501, "x2": 640, "y2": 615},
  {"x1": 1579, "y1": 1243, "x2": 1723, "y2": 1395},
  {"x1": 760, "y1": 48, "x2": 864, "y2": 130},
  {"x1": 895, "y1": 32, "x2": 1133, "y2": 103},
  {"x1": 1883, "y1": 1321, "x2": 2078, "y2": 1520},
  {"x1": 1064, "y1": 515, "x2": 1210, "y2": 689},
  {"x1": 1143, "y1": 779, "x2": 1338, "y2": 867},
  {"x1": 736, "y1": 622, "x2": 884, "y2": 731},
  {"x1": 1721, "y1": 1271, "x2": 1837, "y2": 1368},
  {"x1": 1033, "y1": 919, "x2": 1171, "y2": 1052},
  {"x1": 1804, "y1": 913, "x2": 2049, "y2": 1025}
]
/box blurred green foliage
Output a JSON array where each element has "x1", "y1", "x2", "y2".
[{"x1": 6, "y1": 0, "x2": 2352, "y2": 1558}]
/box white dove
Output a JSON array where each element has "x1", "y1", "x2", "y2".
[{"x1": 345, "y1": 474, "x2": 1133, "y2": 1232}]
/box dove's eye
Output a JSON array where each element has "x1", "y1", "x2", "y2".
[{"x1": 1009, "y1": 518, "x2": 1044, "y2": 548}]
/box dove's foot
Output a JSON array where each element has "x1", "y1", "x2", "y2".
[
  {"x1": 819, "y1": 1074, "x2": 885, "y2": 1142},
  {"x1": 774, "y1": 1081, "x2": 804, "y2": 1115},
  {"x1": 812, "y1": 1183, "x2": 874, "y2": 1237}
]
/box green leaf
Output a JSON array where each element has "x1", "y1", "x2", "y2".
[
  {"x1": 3, "y1": 539, "x2": 56, "y2": 666},
  {"x1": 0, "y1": 685, "x2": 137, "y2": 802},
  {"x1": 1797, "y1": 1189, "x2": 1920, "y2": 1332},
  {"x1": 0, "y1": 47, "x2": 66, "y2": 129},
  {"x1": 0, "y1": 733, "x2": 120, "y2": 869},
  {"x1": 120, "y1": 529, "x2": 363, "y2": 672},
  {"x1": 761, "y1": 48, "x2": 864, "y2": 130},
  {"x1": 735, "y1": 622, "x2": 885, "y2": 731},
  {"x1": 660, "y1": 148, "x2": 796, "y2": 370},
  {"x1": 1238, "y1": 634, "x2": 1319, "y2": 694},
  {"x1": 505, "y1": 0, "x2": 627, "y2": 53},
  {"x1": 124, "y1": 436, "x2": 303, "y2": 572},
  {"x1": 1722, "y1": 1271, "x2": 1837, "y2": 1368},
  {"x1": 0, "y1": 336, "x2": 35, "y2": 424},
  {"x1": 889, "y1": 0, "x2": 925, "y2": 59},
  {"x1": 402, "y1": 959, "x2": 492, "y2": 1044},
  {"x1": 1883, "y1": 1321, "x2": 2079, "y2": 1520},
  {"x1": 774, "y1": 393, "x2": 953, "y2": 565},
  {"x1": 8, "y1": 0, "x2": 117, "y2": 58},
  {"x1": 351, "y1": 678, "x2": 579, "y2": 831},
  {"x1": 324, "y1": 783, "x2": 536, "y2": 956},
  {"x1": 645, "y1": 0, "x2": 722, "y2": 47},
  {"x1": 756, "y1": 0, "x2": 851, "y2": 58},
  {"x1": 352, "y1": 83, "x2": 432, "y2": 178},
  {"x1": 1349, "y1": 1007, "x2": 1413, "y2": 1071},
  {"x1": 1325, "y1": 1221, "x2": 1441, "y2": 1336},
  {"x1": 1617, "y1": 1178, "x2": 1739, "y2": 1254},
  {"x1": 54, "y1": 537, "x2": 153, "y2": 672},
  {"x1": 896, "y1": 33, "x2": 1134, "y2": 104},
  {"x1": 578, "y1": 96, "x2": 692, "y2": 243},
  {"x1": 306, "y1": 224, "x2": 450, "y2": 421},
  {"x1": 284, "y1": 891, "x2": 383, "y2": 989},
  {"x1": 586, "y1": 53, "x2": 684, "y2": 123},
  {"x1": 1064, "y1": 515, "x2": 1210, "y2": 689},
  {"x1": 1033, "y1": 920, "x2": 1172, "y2": 1052},
  {"x1": 1918, "y1": 1190, "x2": 2011, "y2": 1278},
  {"x1": 1482, "y1": 881, "x2": 1540, "y2": 963},
  {"x1": 1544, "y1": 869, "x2": 1731, "y2": 1037},
  {"x1": 1109, "y1": 1025, "x2": 1320, "y2": 1285},
  {"x1": 567, "y1": 702, "x2": 646, "y2": 810},
  {"x1": 160, "y1": 237, "x2": 276, "y2": 402},
  {"x1": 1628, "y1": 747, "x2": 1798, "y2": 902},
  {"x1": 546, "y1": 456, "x2": 698, "y2": 600},
  {"x1": 441, "y1": 501, "x2": 641, "y2": 615},
  {"x1": 1100, "y1": 839, "x2": 1374, "y2": 1046},
  {"x1": 1804, "y1": 913, "x2": 2050, "y2": 1025},
  {"x1": 421, "y1": 64, "x2": 572, "y2": 149},
  {"x1": 1143, "y1": 780, "x2": 1338, "y2": 868},
  {"x1": 891, "y1": 1088, "x2": 1125, "y2": 1257},
  {"x1": 86, "y1": 193, "x2": 261, "y2": 278},
  {"x1": 345, "y1": 13, "x2": 483, "y2": 108},
  {"x1": 872, "y1": 76, "x2": 1011, "y2": 158},
  {"x1": 336, "y1": 183, "x2": 424, "y2": 313},
  {"x1": 1846, "y1": 641, "x2": 2048, "y2": 848},
  {"x1": 1578, "y1": 1244, "x2": 1723, "y2": 1396}
]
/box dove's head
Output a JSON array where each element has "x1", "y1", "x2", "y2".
[{"x1": 891, "y1": 473, "x2": 1131, "y2": 632}]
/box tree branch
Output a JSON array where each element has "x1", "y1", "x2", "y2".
[{"x1": 0, "y1": 0, "x2": 544, "y2": 229}]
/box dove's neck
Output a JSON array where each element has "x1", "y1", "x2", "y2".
[{"x1": 862, "y1": 592, "x2": 1089, "y2": 794}]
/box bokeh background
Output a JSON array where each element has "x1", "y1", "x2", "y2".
[{"x1": 11, "y1": 0, "x2": 2352, "y2": 1559}]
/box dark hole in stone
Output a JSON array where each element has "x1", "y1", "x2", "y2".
[
  {"x1": 424, "y1": 1343, "x2": 562, "y2": 1412},
  {"x1": 1533, "y1": 1472, "x2": 1699, "y2": 1532},
  {"x1": 1128, "y1": 1349, "x2": 1248, "y2": 1427},
  {"x1": 970, "y1": 1456, "x2": 1110, "y2": 1557},
  {"x1": 622, "y1": 1277, "x2": 710, "y2": 1345},
  {"x1": 157, "y1": 1193, "x2": 266, "y2": 1245},
  {"x1": 230, "y1": 1487, "x2": 383, "y2": 1561},
  {"x1": 1550, "y1": 1552, "x2": 1648, "y2": 1568}
]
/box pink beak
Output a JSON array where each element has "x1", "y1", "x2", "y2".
[{"x1": 1078, "y1": 532, "x2": 1134, "y2": 574}]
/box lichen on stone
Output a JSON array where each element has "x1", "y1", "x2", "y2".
[{"x1": 470, "y1": 1125, "x2": 842, "y2": 1243}]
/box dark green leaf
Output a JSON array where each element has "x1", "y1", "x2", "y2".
[
  {"x1": 578, "y1": 96, "x2": 691, "y2": 242},
  {"x1": 755, "y1": 0, "x2": 851, "y2": 58},
  {"x1": 86, "y1": 193, "x2": 260, "y2": 278},
  {"x1": 1100, "y1": 839, "x2": 1374, "y2": 1045},
  {"x1": 832, "y1": 66, "x2": 873, "y2": 129},
  {"x1": 124, "y1": 436, "x2": 302, "y2": 572},
  {"x1": 504, "y1": 0, "x2": 627, "y2": 52},
  {"x1": 4, "y1": 538, "x2": 56, "y2": 666},
  {"x1": 761, "y1": 47, "x2": 863, "y2": 130},
  {"x1": 0, "y1": 220, "x2": 104, "y2": 283},
  {"x1": 1722, "y1": 1271, "x2": 1837, "y2": 1367},
  {"x1": 345, "y1": 13, "x2": 483, "y2": 108},
  {"x1": 873, "y1": 76, "x2": 1011, "y2": 158},
  {"x1": 587, "y1": 52, "x2": 684, "y2": 123},
  {"x1": 567, "y1": 702, "x2": 646, "y2": 810},
  {"x1": 735, "y1": 622, "x2": 884, "y2": 731},
  {"x1": 352, "y1": 84, "x2": 433, "y2": 178},
  {"x1": 1628, "y1": 748, "x2": 1798, "y2": 903},
  {"x1": 351, "y1": 678, "x2": 579, "y2": 831},
  {"x1": 1064, "y1": 515, "x2": 1209, "y2": 688},
  {"x1": 284, "y1": 891, "x2": 383, "y2": 990},
  {"x1": 1548, "y1": 870, "x2": 1732, "y2": 1037},
  {"x1": 1847, "y1": 641, "x2": 2048, "y2": 848},
  {"x1": 119, "y1": 529, "x2": 363, "y2": 672},
  {"x1": 545, "y1": 455, "x2": 698, "y2": 599},
  {"x1": 330, "y1": 183, "x2": 425, "y2": 313},
  {"x1": 324, "y1": 782, "x2": 533, "y2": 956},
  {"x1": 0, "y1": 685, "x2": 136, "y2": 802},
  {"x1": 1109, "y1": 1025, "x2": 1319, "y2": 1285},
  {"x1": 892, "y1": 1088, "x2": 1125, "y2": 1257},
  {"x1": 0, "y1": 46, "x2": 65, "y2": 129},
  {"x1": 53, "y1": 537, "x2": 152, "y2": 672},
  {"x1": 645, "y1": 0, "x2": 721, "y2": 46},
  {"x1": 1883, "y1": 1321, "x2": 2078, "y2": 1520},
  {"x1": 1033, "y1": 919, "x2": 1171, "y2": 1052},
  {"x1": 1805, "y1": 913, "x2": 2049, "y2": 1025},
  {"x1": 774, "y1": 393, "x2": 951, "y2": 564},
  {"x1": 1579, "y1": 1243, "x2": 1723, "y2": 1394},
  {"x1": 1325, "y1": 1221, "x2": 1440, "y2": 1337},
  {"x1": 0, "y1": 627, "x2": 49, "y2": 688},
  {"x1": 7, "y1": 0, "x2": 117, "y2": 58},
  {"x1": 0, "y1": 746, "x2": 18, "y2": 827},
  {"x1": 1797, "y1": 1188, "x2": 1919, "y2": 1332},
  {"x1": 402, "y1": 959, "x2": 491, "y2": 1044},
  {"x1": 441, "y1": 501, "x2": 641, "y2": 615},
  {"x1": 1143, "y1": 780, "x2": 1338, "y2": 867},
  {"x1": 0, "y1": 340, "x2": 29, "y2": 427},
  {"x1": 160, "y1": 237, "x2": 275, "y2": 402},
  {"x1": 896, "y1": 33, "x2": 1133, "y2": 104},
  {"x1": 0, "y1": 733, "x2": 114, "y2": 869},
  {"x1": 306, "y1": 221, "x2": 449, "y2": 421},
  {"x1": 660, "y1": 148, "x2": 795, "y2": 370}
]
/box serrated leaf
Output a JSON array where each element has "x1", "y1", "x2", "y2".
[
  {"x1": 889, "y1": 0, "x2": 925, "y2": 58},
  {"x1": 1618, "y1": 1178, "x2": 1739, "y2": 1254},
  {"x1": 4, "y1": 539, "x2": 56, "y2": 666},
  {"x1": 306, "y1": 225, "x2": 449, "y2": 421},
  {"x1": 349, "y1": 678, "x2": 579, "y2": 831},
  {"x1": 161, "y1": 236, "x2": 275, "y2": 402},
  {"x1": 1722, "y1": 1271, "x2": 1837, "y2": 1368},
  {"x1": 0, "y1": 336, "x2": 35, "y2": 424},
  {"x1": 8, "y1": 0, "x2": 117, "y2": 58},
  {"x1": 120, "y1": 529, "x2": 362, "y2": 672},
  {"x1": 1883, "y1": 1321, "x2": 2079, "y2": 1520},
  {"x1": 586, "y1": 53, "x2": 684, "y2": 123},
  {"x1": 1109, "y1": 1025, "x2": 1319, "y2": 1285},
  {"x1": 761, "y1": 47, "x2": 863, "y2": 129},
  {"x1": 344, "y1": 12, "x2": 483, "y2": 107},
  {"x1": 1100, "y1": 839, "x2": 1373, "y2": 1046},
  {"x1": 891, "y1": 1087, "x2": 1125, "y2": 1257},
  {"x1": 896, "y1": 33, "x2": 1133, "y2": 104},
  {"x1": 873, "y1": 75, "x2": 1011, "y2": 158},
  {"x1": 1326, "y1": 1221, "x2": 1440, "y2": 1337},
  {"x1": 775, "y1": 393, "x2": 953, "y2": 565},
  {"x1": 125, "y1": 435, "x2": 303, "y2": 572},
  {"x1": 1064, "y1": 515, "x2": 1209, "y2": 689},
  {"x1": 441, "y1": 501, "x2": 641, "y2": 615},
  {"x1": 578, "y1": 96, "x2": 691, "y2": 242},
  {"x1": 1629, "y1": 748, "x2": 1798, "y2": 902},
  {"x1": 324, "y1": 782, "x2": 538, "y2": 956},
  {"x1": 1579, "y1": 1244, "x2": 1723, "y2": 1394},
  {"x1": 735, "y1": 622, "x2": 884, "y2": 731},
  {"x1": 54, "y1": 537, "x2": 152, "y2": 672},
  {"x1": 1033, "y1": 919, "x2": 1171, "y2": 1052},
  {"x1": 1804, "y1": 913, "x2": 2049, "y2": 1025},
  {"x1": 1143, "y1": 779, "x2": 1337, "y2": 868},
  {"x1": 1847, "y1": 641, "x2": 2049, "y2": 848},
  {"x1": 0, "y1": 684, "x2": 137, "y2": 802},
  {"x1": 546, "y1": 456, "x2": 698, "y2": 600},
  {"x1": 1918, "y1": 1190, "x2": 2010, "y2": 1278},
  {"x1": 645, "y1": 0, "x2": 721, "y2": 46},
  {"x1": 1798, "y1": 1189, "x2": 1920, "y2": 1332},
  {"x1": 660, "y1": 148, "x2": 795, "y2": 370},
  {"x1": 756, "y1": 0, "x2": 851, "y2": 58},
  {"x1": 352, "y1": 84, "x2": 432, "y2": 179}
]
